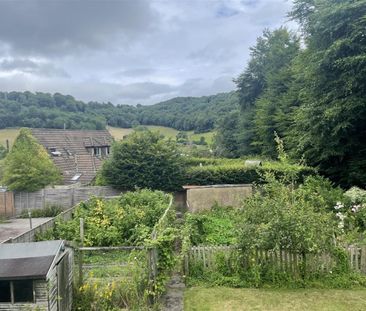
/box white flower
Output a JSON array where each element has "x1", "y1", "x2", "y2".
[
  {"x1": 335, "y1": 212, "x2": 346, "y2": 220},
  {"x1": 334, "y1": 202, "x2": 344, "y2": 210}
]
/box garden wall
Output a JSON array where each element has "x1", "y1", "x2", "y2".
[
  {"x1": 12, "y1": 186, "x2": 121, "y2": 216},
  {"x1": 184, "y1": 184, "x2": 252, "y2": 213}
]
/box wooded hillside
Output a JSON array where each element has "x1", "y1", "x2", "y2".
[{"x1": 0, "y1": 91, "x2": 238, "y2": 133}]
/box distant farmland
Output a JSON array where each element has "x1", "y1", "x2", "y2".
[{"x1": 0, "y1": 126, "x2": 215, "y2": 148}]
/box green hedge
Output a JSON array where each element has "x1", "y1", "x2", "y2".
[{"x1": 184, "y1": 163, "x2": 316, "y2": 186}]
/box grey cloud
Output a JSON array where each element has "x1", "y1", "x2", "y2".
[
  {"x1": 0, "y1": 58, "x2": 69, "y2": 77},
  {"x1": 117, "y1": 82, "x2": 174, "y2": 100},
  {"x1": 114, "y1": 68, "x2": 157, "y2": 78},
  {"x1": 0, "y1": 0, "x2": 295, "y2": 106},
  {"x1": 0, "y1": 0, "x2": 156, "y2": 56}
]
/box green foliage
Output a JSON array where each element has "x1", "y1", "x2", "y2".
[
  {"x1": 176, "y1": 131, "x2": 189, "y2": 144},
  {"x1": 287, "y1": 0, "x2": 366, "y2": 187},
  {"x1": 100, "y1": 130, "x2": 185, "y2": 191},
  {"x1": 19, "y1": 205, "x2": 63, "y2": 218},
  {"x1": 73, "y1": 251, "x2": 149, "y2": 311},
  {"x1": 184, "y1": 205, "x2": 242, "y2": 246},
  {"x1": 239, "y1": 174, "x2": 338, "y2": 254},
  {"x1": 1, "y1": 128, "x2": 61, "y2": 191},
  {"x1": 184, "y1": 162, "x2": 316, "y2": 186},
  {"x1": 37, "y1": 189, "x2": 171, "y2": 246},
  {"x1": 0, "y1": 90, "x2": 238, "y2": 133},
  {"x1": 219, "y1": 27, "x2": 300, "y2": 157},
  {"x1": 0, "y1": 144, "x2": 7, "y2": 160}
]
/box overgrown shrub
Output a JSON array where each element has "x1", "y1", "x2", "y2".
[
  {"x1": 239, "y1": 174, "x2": 338, "y2": 257},
  {"x1": 36, "y1": 189, "x2": 171, "y2": 246},
  {"x1": 100, "y1": 130, "x2": 185, "y2": 191}
]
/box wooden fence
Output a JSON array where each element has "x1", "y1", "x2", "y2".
[
  {"x1": 349, "y1": 245, "x2": 366, "y2": 273},
  {"x1": 0, "y1": 191, "x2": 14, "y2": 217},
  {"x1": 1, "y1": 207, "x2": 74, "y2": 244},
  {"x1": 12, "y1": 186, "x2": 120, "y2": 215},
  {"x1": 186, "y1": 245, "x2": 366, "y2": 275}
]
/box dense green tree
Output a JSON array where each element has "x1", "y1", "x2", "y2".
[
  {"x1": 288, "y1": 0, "x2": 366, "y2": 187},
  {"x1": 100, "y1": 130, "x2": 184, "y2": 191},
  {"x1": 217, "y1": 28, "x2": 300, "y2": 157},
  {"x1": 0, "y1": 91, "x2": 238, "y2": 133},
  {"x1": 1, "y1": 128, "x2": 61, "y2": 191}
]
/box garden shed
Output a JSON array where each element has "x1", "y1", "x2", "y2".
[{"x1": 0, "y1": 240, "x2": 73, "y2": 311}]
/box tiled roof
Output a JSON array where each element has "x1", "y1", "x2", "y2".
[{"x1": 31, "y1": 129, "x2": 113, "y2": 185}]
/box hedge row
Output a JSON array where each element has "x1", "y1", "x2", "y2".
[{"x1": 183, "y1": 163, "x2": 317, "y2": 186}]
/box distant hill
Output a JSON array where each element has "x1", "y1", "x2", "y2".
[
  {"x1": 138, "y1": 92, "x2": 239, "y2": 132},
  {"x1": 0, "y1": 91, "x2": 239, "y2": 132}
]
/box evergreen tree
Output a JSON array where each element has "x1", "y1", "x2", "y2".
[
  {"x1": 100, "y1": 130, "x2": 184, "y2": 191},
  {"x1": 2, "y1": 128, "x2": 61, "y2": 191},
  {"x1": 288, "y1": 0, "x2": 366, "y2": 186},
  {"x1": 231, "y1": 28, "x2": 300, "y2": 156}
]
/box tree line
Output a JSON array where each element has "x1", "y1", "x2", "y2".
[
  {"x1": 0, "y1": 90, "x2": 238, "y2": 133},
  {"x1": 215, "y1": 0, "x2": 366, "y2": 188}
]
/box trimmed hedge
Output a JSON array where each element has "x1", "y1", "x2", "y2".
[{"x1": 184, "y1": 162, "x2": 317, "y2": 186}]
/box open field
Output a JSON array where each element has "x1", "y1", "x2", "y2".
[
  {"x1": 108, "y1": 126, "x2": 216, "y2": 144},
  {"x1": 0, "y1": 126, "x2": 216, "y2": 148},
  {"x1": 184, "y1": 287, "x2": 366, "y2": 311},
  {"x1": 0, "y1": 128, "x2": 20, "y2": 148}
]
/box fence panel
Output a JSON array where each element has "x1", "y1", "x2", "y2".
[
  {"x1": 12, "y1": 186, "x2": 121, "y2": 216},
  {"x1": 0, "y1": 191, "x2": 14, "y2": 217},
  {"x1": 187, "y1": 245, "x2": 366, "y2": 276}
]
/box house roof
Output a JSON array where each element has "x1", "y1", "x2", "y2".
[
  {"x1": 31, "y1": 129, "x2": 113, "y2": 185},
  {"x1": 0, "y1": 240, "x2": 64, "y2": 280}
]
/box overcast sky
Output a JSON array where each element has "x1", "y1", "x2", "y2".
[{"x1": 0, "y1": 0, "x2": 295, "y2": 105}]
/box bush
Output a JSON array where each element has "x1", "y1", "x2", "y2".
[
  {"x1": 37, "y1": 189, "x2": 171, "y2": 246},
  {"x1": 100, "y1": 130, "x2": 185, "y2": 191},
  {"x1": 184, "y1": 162, "x2": 316, "y2": 186},
  {"x1": 239, "y1": 174, "x2": 338, "y2": 255}
]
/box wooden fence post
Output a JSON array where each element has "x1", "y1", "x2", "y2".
[{"x1": 79, "y1": 218, "x2": 84, "y2": 285}]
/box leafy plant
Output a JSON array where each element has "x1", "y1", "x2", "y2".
[
  {"x1": 1, "y1": 128, "x2": 61, "y2": 191},
  {"x1": 100, "y1": 130, "x2": 185, "y2": 191}
]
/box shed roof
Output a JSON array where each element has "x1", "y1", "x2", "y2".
[{"x1": 0, "y1": 240, "x2": 64, "y2": 280}]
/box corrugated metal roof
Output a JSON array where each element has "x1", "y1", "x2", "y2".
[{"x1": 0, "y1": 241, "x2": 64, "y2": 280}]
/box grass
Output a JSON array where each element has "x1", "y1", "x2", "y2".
[
  {"x1": 0, "y1": 128, "x2": 20, "y2": 148},
  {"x1": 184, "y1": 287, "x2": 366, "y2": 311},
  {"x1": 0, "y1": 126, "x2": 216, "y2": 148},
  {"x1": 108, "y1": 126, "x2": 216, "y2": 145}
]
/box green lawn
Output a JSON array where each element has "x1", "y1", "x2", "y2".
[{"x1": 184, "y1": 287, "x2": 366, "y2": 311}]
